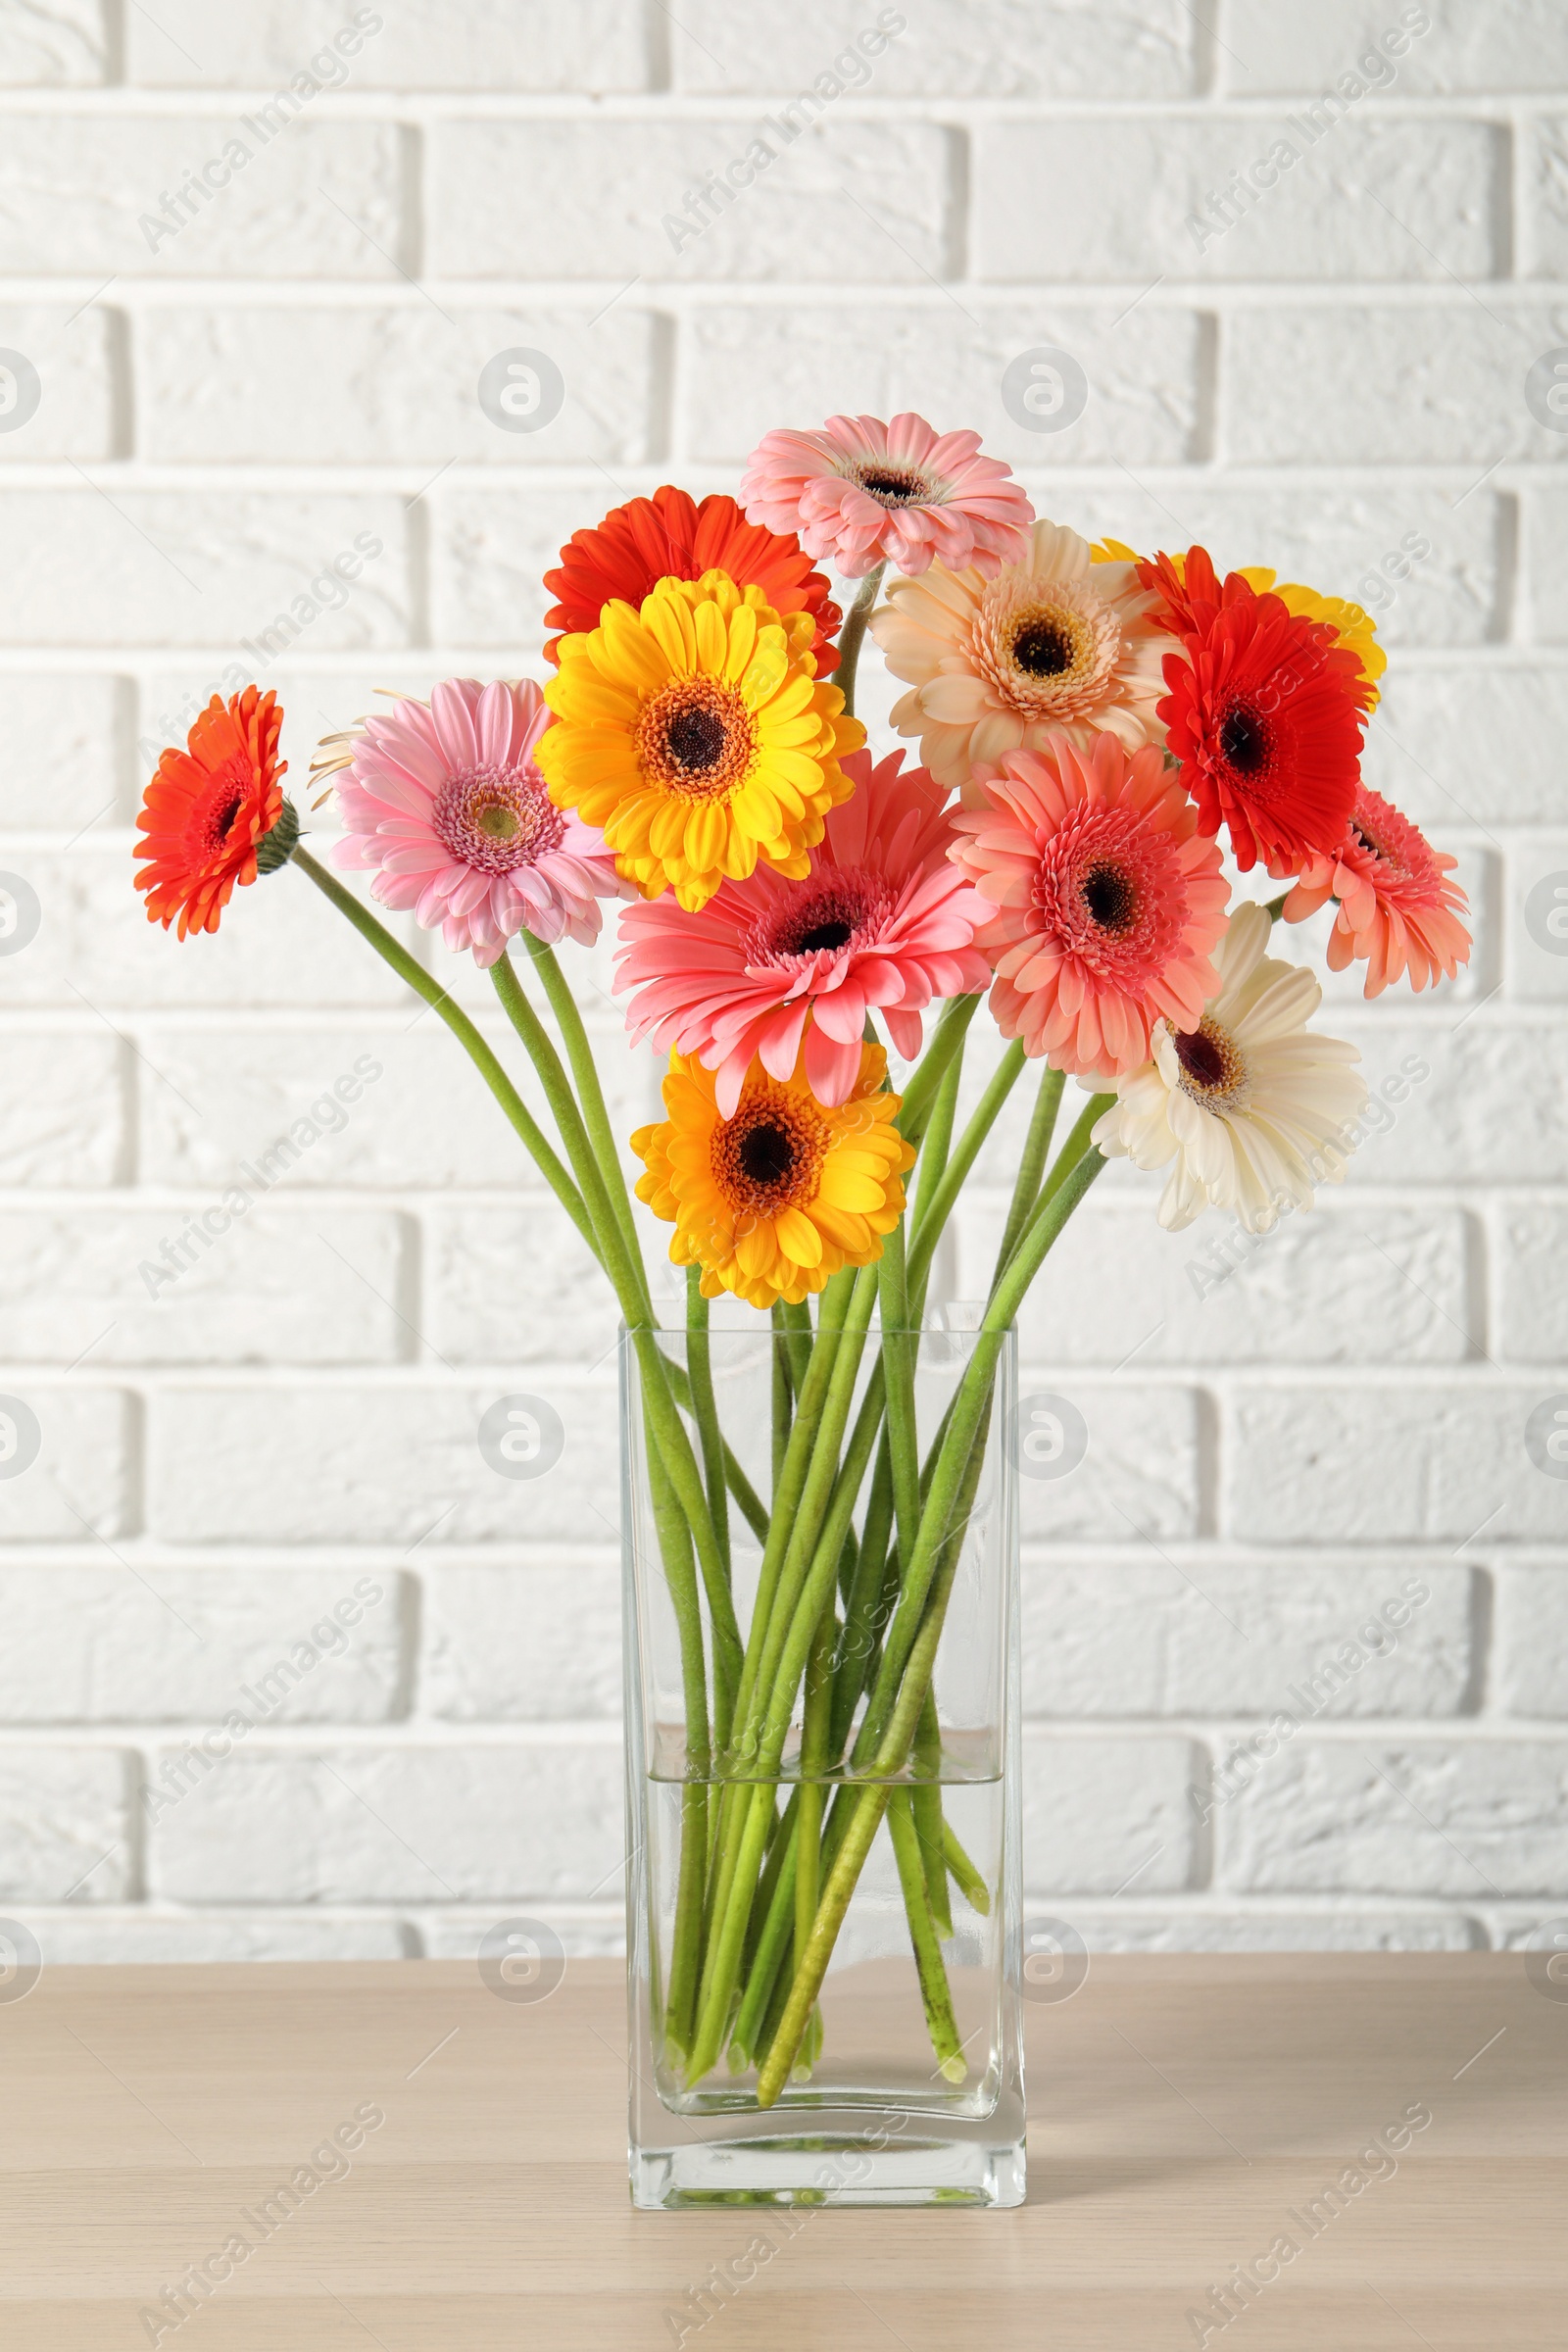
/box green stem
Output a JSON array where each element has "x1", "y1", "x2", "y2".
[
  {"x1": 912, "y1": 1690, "x2": 952, "y2": 1939},
  {"x1": 686, "y1": 1271, "x2": 729, "y2": 1579},
  {"x1": 912, "y1": 1045, "x2": 963, "y2": 1230},
  {"x1": 644, "y1": 1433, "x2": 709, "y2": 2064},
  {"x1": 292, "y1": 850, "x2": 595, "y2": 1253},
  {"x1": 832, "y1": 561, "x2": 886, "y2": 718},
  {"x1": 886, "y1": 1793, "x2": 965, "y2": 2082},
  {"x1": 770, "y1": 1303, "x2": 793, "y2": 1498},
  {"x1": 996, "y1": 1065, "x2": 1065, "y2": 1276},
  {"x1": 794, "y1": 1600, "x2": 835, "y2": 2009},
  {"x1": 906, "y1": 1039, "x2": 1026, "y2": 1301},
  {"x1": 896, "y1": 993, "x2": 980, "y2": 1149},
  {"x1": 525, "y1": 937, "x2": 647, "y2": 1287},
  {"x1": 944, "y1": 1819, "x2": 990, "y2": 1917}
]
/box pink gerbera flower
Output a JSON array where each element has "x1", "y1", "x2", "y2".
[
  {"x1": 321, "y1": 678, "x2": 627, "y2": 966},
  {"x1": 614, "y1": 748, "x2": 991, "y2": 1113},
  {"x1": 740, "y1": 413, "x2": 1034, "y2": 582},
  {"x1": 950, "y1": 730, "x2": 1231, "y2": 1077},
  {"x1": 1283, "y1": 783, "x2": 1471, "y2": 997}
]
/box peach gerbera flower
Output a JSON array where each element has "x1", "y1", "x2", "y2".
[
  {"x1": 614, "y1": 747, "x2": 990, "y2": 1114},
  {"x1": 632, "y1": 1041, "x2": 914, "y2": 1310},
  {"x1": 950, "y1": 730, "x2": 1230, "y2": 1077},
  {"x1": 870, "y1": 519, "x2": 1178, "y2": 796},
  {"x1": 1283, "y1": 783, "x2": 1471, "y2": 997},
  {"x1": 741, "y1": 412, "x2": 1033, "y2": 581}
]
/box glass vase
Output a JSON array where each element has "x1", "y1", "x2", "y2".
[{"x1": 621, "y1": 1305, "x2": 1024, "y2": 2210}]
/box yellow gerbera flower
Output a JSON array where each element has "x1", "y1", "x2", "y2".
[
  {"x1": 631, "y1": 1042, "x2": 913, "y2": 1310},
  {"x1": 1237, "y1": 568, "x2": 1386, "y2": 710},
  {"x1": 537, "y1": 567, "x2": 863, "y2": 913}
]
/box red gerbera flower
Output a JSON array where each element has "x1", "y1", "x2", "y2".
[
  {"x1": 133, "y1": 688, "x2": 288, "y2": 938},
  {"x1": 542, "y1": 484, "x2": 842, "y2": 669},
  {"x1": 1150, "y1": 552, "x2": 1367, "y2": 876}
]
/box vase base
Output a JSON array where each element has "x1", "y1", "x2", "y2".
[{"x1": 630, "y1": 2123, "x2": 1026, "y2": 2211}]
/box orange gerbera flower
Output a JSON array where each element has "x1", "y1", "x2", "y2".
[
  {"x1": 133, "y1": 688, "x2": 289, "y2": 938},
  {"x1": 543, "y1": 485, "x2": 842, "y2": 671}
]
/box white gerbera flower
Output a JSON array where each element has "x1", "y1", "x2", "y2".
[
  {"x1": 867, "y1": 517, "x2": 1176, "y2": 796},
  {"x1": 1091, "y1": 902, "x2": 1367, "y2": 1233}
]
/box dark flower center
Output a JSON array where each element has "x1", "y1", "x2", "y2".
[
  {"x1": 1175, "y1": 1028, "x2": 1227, "y2": 1089},
  {"x1": 665, "y1": 704, "x2": 727, "y2": 774},
  {"x1": 1011, "y1": 619, "x2": 1074, "y2": 678},
  {"x1": 855, "y1": 465, "x2": 927, "y2": 507},
  {"x1": 1172, "y1": 1016, "x2": 1248, "y2": 1107},
  {"x1": 1218, "y1": 702, "x2": 1268, "y2": 773},
  {"x1": 795, "y1": 917, "x2": 854, "y2": 954},
  {"x1": 738, "y1": 1120, "x2": 794, "y2": 1186},
  {"x1": 1080, "y1": 860, "x2": 1138, "y2": 933},
  {"x1": 207, "y1": 790, "x2": 244, "y2": 847}
]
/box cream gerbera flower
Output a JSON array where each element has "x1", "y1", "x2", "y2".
[
  {"x1": 1091, "y1": 902, "x2": 1367, "y2": 1233},
  {"x1": 868, "y1": 518, "x2": 1176, "y2": 797}
]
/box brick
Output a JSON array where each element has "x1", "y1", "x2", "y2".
[
  {"x1": 424, "y1": 1203, "x2": 622, "y2": 1367},
  {"x1": 0, "y1": 304, "x2": 118, "y2": 464},
  {"x1": 149, "y1": 1740, "x2": 623, "y2": 1901},
  {"x1": 1525, "y1": 118, "x2": 1568, "y2": 277},
  {"x1": 1493, "y1": 1563, "x2": 1568, "y2": 1718},
  {"x1": 1526, "y1": 493, "x2": 1568, "y2": 643},
  {"x1": 1222, "y1": 0, "x2": 1568, "y2": 96},
  {"x1": 1226, "y1": 1384, "x2": 1568, "y2": 1544},
  {"x1": 126, "y1": 1, "x2": 649, "y2": 91},
  {"x1": 1021, "y1": 1733, "x2": 1198, "y2": 1895},
  {"x1": 1323, "y1": 1017, "x2": 1568, "y2": 1186},
  {"x1": 1218, "y1": 1739, "x2": 1568, "y2": 1895},
  {"x1": 0, "y1": 117, "x2": 405, "y2": 279},
  {"x1": 0, "y1": 1566, "x2": 402, "y2": 1723},
  {"x1": 4, "y1": 847, "x2": 416, "y2": 1011},
  {"x1": 1222, "y1": 304, "x2": 1568, "y2": 466},
  {"x1": 976, "y1": 115, "x2": 1499, "y2": 284},
  {"x1": 139, "y1": 305, "x2": 658, "y2": 466},
  {"x1": 976, "y1": 1197, "x2": 1476, "y2": 1369},
  {"x1": 0, "y1": 0, "x2": 108, "y2": 84},
  {"x1": 0, "y1": 1746, "x2": 130, "y2": 1901},
  {"x1": 420, "y1": 1559, "x2": 621, "y2": 1721},
  {"x1": 0, "y1": 1388, "x2": 133, "y2": 1542},
  {"x1": 1014, "y1": 1382, "x2": 1204, "y2": 1542},
  {"x1": 0, "y1": 492, "x2": 410, "y2": 652},
  {"x1": 19, "y1": 1911, "x2": 411, "y2": 1961},
  {"x1": 426, "y1": 118, "x2": 955, "y2": 283},
  {"x1": 137, "y1": 1025, "x2": 557, "y2": 1193},
  {"x1": 682, "y1": 303, "x2": 1204, "y2": 470},
  {"x1": 672, "y1": 0, "x2": 1195, "y2": 97},
  {"x1": 1061, "y1": 1907, "x2": 1480, "y2": 1951},
  {"x1": 1058, "y1": 483, "x2": 1501, "y2": 648},
  {"x1": 1367, "y1": 663, "x2": 1568, "y2": 830},
  {"x1": 1021, "y1": 1558, "x2": 1471, "y2": 1718},
  {"x1": 0, "y1": 1206, "x2": 410, "y2": 1366},
  {"x1": 1496, "y1": 1201, "x2": 1568, "y2": 1361},
  {"x1": 0, "y1": 1033, "x2": 125, "y2": 1187},
  {"x1": 147, "y1": 1379, "x2": 620, "y2": 1544},
  {"x1": 418, "y1": 1908, "x2": 622, "y2": 1960},
  {"x1": 1505, "y1": 835, "x2": 1568, "y2": 1004},
  {"x1": 0, "y1": 674, "x2": 126, "y2": 832},
  {"x1": 431, "y1": 482, "x2": 613, "y2": 655}
]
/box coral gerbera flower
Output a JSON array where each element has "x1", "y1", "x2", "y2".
[
  {"x1": 134, "y1": 687, "x2": 289, "y2": 939},
  {"x1": 1284, "y1": 783, "x2": 1471, "y2": 997},
  {"x1": 950, "y1": 731, "x2": 1230, "y2": 1077},
  {"x1": 542, "y1": 485, "x2": 842, "y2": 671},
  {"x1": 1148, "y1": 549, "x2": 1368, "y2": 877},
  {"x1": 741, "y1": 412, "x2": 1033, "y2": 581},
  {"x1": 1091, "y1": 901, "x2": 1367, "y2": 1233},
  {"x1": 318, "y1": 678, "x2": 625, "y2": 966},
  {"x1": 870, "y1": 519, "x2": 1178, "y2": 795},
  {"x1": 632, "y1": 1041, "x2": 914, "y2": 1310},
  {"x1": 537, "y1": 568, "x2": 863, "y2": 914},
  {"x1": 614, "y1": 747, "x2": 990, "y2": 1114}
]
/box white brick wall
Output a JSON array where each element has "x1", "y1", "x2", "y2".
[{"x1": 0, "y1": 0, "x2": 1563, "y2": 1969}]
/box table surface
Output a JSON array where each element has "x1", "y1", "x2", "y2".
[{"x1": 2, "y1": 1952, "x2": 1560, "y2": 2349}]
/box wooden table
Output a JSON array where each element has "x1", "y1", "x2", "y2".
[{"x1": 2, "y1": 1954, "x2": 1560, "y2": 2348}]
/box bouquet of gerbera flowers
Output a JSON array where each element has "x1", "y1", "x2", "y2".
[{"x1": 132, "y1": 412, "x2": 1470, "y2": 2108}]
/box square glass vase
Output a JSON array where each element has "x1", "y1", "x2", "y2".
[{"x1": 620, "y1": 1307, "x2": 1025, "y2": 2210}]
